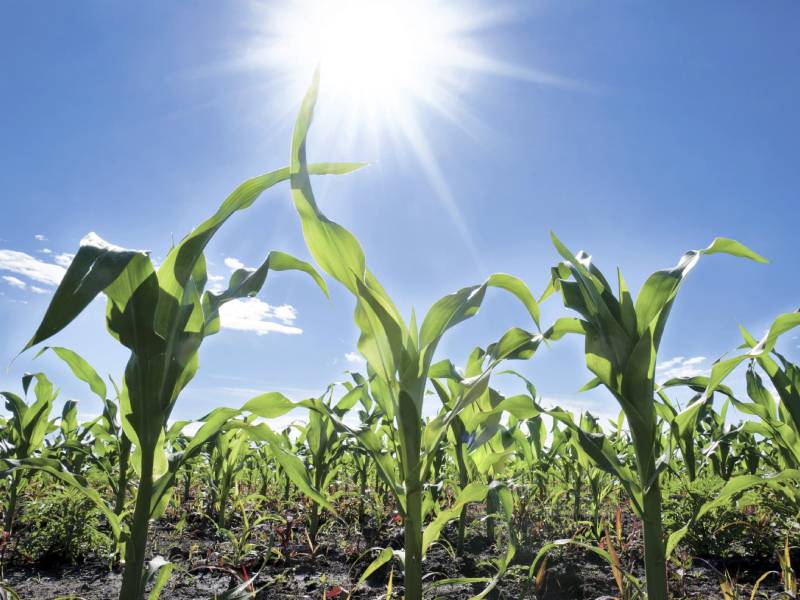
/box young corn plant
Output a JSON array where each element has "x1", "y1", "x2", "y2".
[
  {"x1": 207, "y1": 420, "x2": 252, "y2": 529},
  {"x1": 295, "y1": 385, "x2": 358, "y2": 546},
  {"x1": 19, "y1": 158, "x2": 357, "y2": 599},
  {"x1": 541, "y1": 232, "x2": 767, "y2": 600},
  {"x1": 288, "y1": 70, "x2": 544, "y2": 599},
  {"x1": 430, "y1": 347, "x2": 539, "y2": 554},
  {"x1": 34, "y1": 346, "x2": 133, "y2": 515},
  {"x1": 1, "y1": 373, "x2": 58, "y2": 537}
]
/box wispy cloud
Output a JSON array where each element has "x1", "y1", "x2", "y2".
[
  {"x1": 656, "y1": 356, "x2": 707, "y2": 380},
  {"x1": 218, "y1": 298, "x2": 302, "y2": 335},
  {"x1": 224, "y1": 257, "x2": 245, "y2": 270},
  {"x1": 30, "y1": 286, "x2": 48, "y2": 295},
  {"x1": 34, "y1": 234, "x2": 47, "y2": 241},
  {"x1": 40, "y1": 248, "x2": 52, "y2": 254},
  {"x1": 345, "y1": 351, "x2": 366, "y2": 365},
  {"x1": 2, "y1": 275, "x2": 26, "y2": 289},
  {"x1": 0, "y1": 250, "x2": 66, "y2": 286},
  {"x1": 53, "y1": 253, "x2": 75, "y2": 268}
]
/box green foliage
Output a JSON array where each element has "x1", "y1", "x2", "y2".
[
  {"x1": 662, "y1": 476, "x2": 800, "y2": 561},
  {"x1": 17, "y1": 486, "x2": 113, "y2": 565},
  {"x1": 4, "y1": 65, "x2": 799, "y2": 600}
]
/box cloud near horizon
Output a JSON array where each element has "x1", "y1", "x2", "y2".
[
  {"x1": 2, "y1": 275, "x2": 26, "y2": 289},
  {"x1": 224, "y1": 257, "x2": 245, "y2": 270},
  {"x1": 344, "y1": 351, "x2": 366, "y2": 365},
  {"x1": 655, "y1": 356, "x2": 707, "y2": 381},
  {"x1": 218, "y1": 298, "x2": 302, "y2": 336},
  {"x1": 0, "y1": 250, "x2": 66, "y2": 286}
]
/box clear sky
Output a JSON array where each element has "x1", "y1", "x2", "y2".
[{"x1": 1, "y1": 1, "x2": 798, "y2": 426}]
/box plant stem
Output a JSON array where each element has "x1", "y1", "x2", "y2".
[
  {"x1": 309, "y1": 502, "x2": 320, "y2": 546},
  {"x1": 637, "y1": 442, "x2": 667, "y2": 600},
  {"x1": 455, "y1": 440, "x2": 468, "y2": 556},
  {"x1": 114, "y1": 435, "x2": 131, "y2": 516},
  {"x1": 404, "y1": 486, "x2": 423, "y2": 600},
  {"x1": 486, "y1": 478, "x2": 497, "y2": 543},
  {"x1": 119, "y1": 447, "x2": 154, "y2": 600},
  {"x1": 4, "y1": 473, "x2": 20, "y2": 535}
]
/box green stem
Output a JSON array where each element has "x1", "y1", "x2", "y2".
[
  {"x1": 218, "y1": 480, "x2": 230, "y2": 529},
  {"x1": 486, "y1": 478, "x2": 497, "y2": 543},
  {"x1": 357, "y1": 463, "x2": 366, "y2": 526},
  {"x1": 114, "y1": 435, "x2": 131, "y2": 516},
  {"x1": 455, "y1": 441, "x2": 468, "y2": 556},
  {"x1": 182, "y1": 470, "x2": 192, "y2": 506},
  {"x1": 404, "y1": 486, "x2": 423, "y2": 600},
  {"x1": 4, "y1": 473, "x2": 20, "y2": 535},
  {"x1": 634, "y1": 430, "x2": 667, "y2": 600},
  {"x1": 119, "y1": 447, "x2": 154, "y2": 600}
]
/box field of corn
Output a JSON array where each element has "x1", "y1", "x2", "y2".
[{"x1": 1, "y1": 71, "x2": 799, "y2": 600}]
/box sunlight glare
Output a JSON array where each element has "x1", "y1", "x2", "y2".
[
  {"x1": 252, "y1": 0, "x2": 495, "y2": 136},
  {"x1": 244, "y1": 0, "x2": 543, "y2": 268}
]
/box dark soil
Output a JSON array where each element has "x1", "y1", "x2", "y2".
[{"x1": 1, "y1": 502, "x2": 789, "y2": 599}]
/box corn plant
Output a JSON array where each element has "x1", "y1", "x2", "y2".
[
  {"x1": 1, "y1": 373, "x2": 58, "y2": 536},
  {"x1": 430, "y1": 347, "x2": 538, "y2": 554},
  {"x1": 541, "y1": 232, "x2": 767, "y2": 599},
  {"x1": 699, "y1": 310, "x2": 800, "y2": 503},
  {"x1": 288, "y1": 70, "x2": 545, "y2": 599},
  {"x1": 19, "y1": 158, "x2": 358, "y2": 599},
  {"x1": 294, "y1": 385, "x2": 359, "y2": 545},
  {"x1": 207, "y1": 420, "x2": 252, "y2": 529},
  {"x1": 33, "y1": 346, "x2": 133, "y2": 515}
]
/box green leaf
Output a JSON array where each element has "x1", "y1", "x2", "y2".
[
  {"x1": 23, "y1": 233, "x2": 146, "y2": 351},
  {"x1": 242, "y1": 392, "x2": 302, "y2": 418},
  {"x1": 666, "y1": 469, "x2": 800, "y2": 559},
  {"x1": 35, "y1": 346, "x2": 107, "y2": 401},
  {"x1": 203, "y1": 250, "x2": 328, "y2": 336},
  {"x1": 155, "y1": 163, "x2": 360, "y2": 337},
  {"x1": 3, "y1": 457, "x2": 121, "y2": 539},
  {"x1": 358, "y1": 547, "x2": 395, "y2": 583},
  {"x1": 701, "y1": 237, "x2": 768, "y2": 263},
  {"x1": 145, "y1": 556, "x2": 174, "y2": 600},
  {"x1": 247, "y1": 423, "x2": 335, "y2": 514},
  {"x1": 422, "y1": 482, "x2": 488, "y2": 555},
  {"x1": 486, "y1": 273, "x2": 540, "y2": 330}
]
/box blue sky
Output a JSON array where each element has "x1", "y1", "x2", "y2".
[{"x1": 1, "y1": 1, "x2": 799, "y2": 426}]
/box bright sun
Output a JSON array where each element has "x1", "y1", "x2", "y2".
[
  {"x1": 248, "y1": 0, "x2": 498, "y2": 137},
  {"x1": 242, "y1": 0, "x2": 570, "y2": 266},
  {"x1": 302, "y1": 0, "x2": 442, "y2": 106}
]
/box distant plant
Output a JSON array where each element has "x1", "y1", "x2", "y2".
[{"x1": 17, "y1": 486, "x2": 112, "y2": 565}]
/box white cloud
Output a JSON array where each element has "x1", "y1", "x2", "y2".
[
  {"x1": 345, "y1": 351, "x2": 366, "y2": 364},
  {"x1": 2, "y1": 275, "x2": 26, "y2": 289},
  {"x1": 272, "y1": 304, "x2": 297, "y2": 324},
  {"x1": 224, "y1": 257, "x2": 245, "y2": 270},
  {"x1": 0, "y1": 250, "x2": 66, "y2": 285},
  {"x1": 656, "y1": 356, "x2": 707, "y2": 380},
  {"x1": 0, "y1": 250, "x2": 66, "y2": 286},
  {"x1": 53, "y1": 253, "x2": 75, "y2": 268},
  {"x1": 218, "y1": 298, "x2": 302, "y2": 336},
  {"x1": 40, "y1": 248, "x2": 52, "y2": 254},
  {"x1": 207, "y1": 274, "x2": 226, "y2": 293},
  {"x1": 30, "y1": 286, "x2": 48, "y2": 295},
  {"x1": 34, "y1": 234, "x2": 47, "y2": 241}
]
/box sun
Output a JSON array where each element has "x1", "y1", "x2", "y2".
[
  {"x1": 247, "y1": 0, "x2": 500, "y2": 139},
  {"x1": 240, "y1": 0, "x2": 571, "y2": 266},
  {"x1": 300, "y1": 1, "x2": 441, "y2": 107}
]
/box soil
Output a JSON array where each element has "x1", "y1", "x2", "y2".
[{"x1": 1, "y1": 501, "x2": 789, "y2": 599}]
